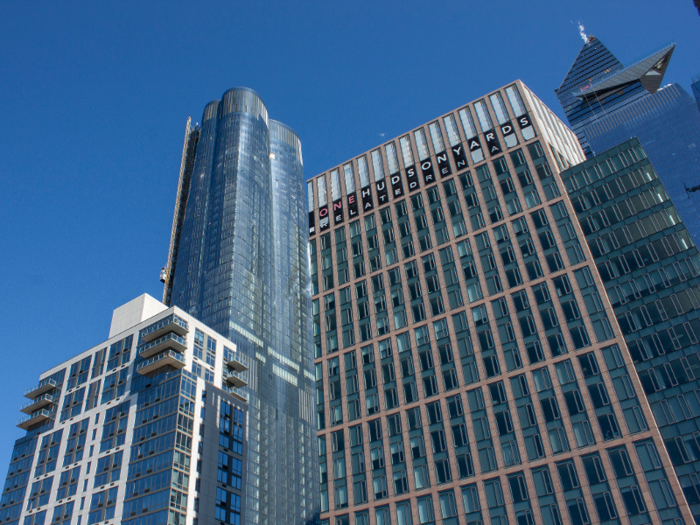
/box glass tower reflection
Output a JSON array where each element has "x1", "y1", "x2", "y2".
[{"x1": 164, "y1": 88, "x2": 319, "y2": 525}]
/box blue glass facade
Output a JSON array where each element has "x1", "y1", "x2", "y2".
[
  {"x1": 555, "y1": 37, "x2": 653, "y2": 158},
  {"x1": 561, "y1": 139, "x2": 700, "y2": 522},
  {"x1": 582, "y1": 84, "x2": 700, "y2": 249},
  {"x1": 165, "y1": 88, "x2": 318, "y2": 525},
  {"x1": 691, "y1": 76, "x2": 700, "y2": 113}
]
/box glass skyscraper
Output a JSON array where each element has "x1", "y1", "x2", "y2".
[
  {"x1": 0, "y1": 88, "x2": 318, "y2": 525},
  {"x1": 554, "y1": 36, "x2": 674, "y2": 159},
  {"x1": 556, "y1": 38, "x2": 700, "y2": 248},
  {"x1": 307, "y1": 81, "x2": 695, "y2": 525},
  {"x1": 162, "y1": 88, "x2": 319, "y2": 525},
  {"x1": 561, "y1": 138, "x2": 700, "y2": 521}
]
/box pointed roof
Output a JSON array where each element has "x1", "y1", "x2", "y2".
[
  {"x1": 571, "y1": 43, "x2": 675, "y2": 99},
  {"x1": 555, "y1": 36, "x2": 623, "y2": 115}
]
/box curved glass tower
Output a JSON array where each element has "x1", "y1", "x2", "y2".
[{"x1": 163, "y1": 88, "x2": 318, "y2": 525}]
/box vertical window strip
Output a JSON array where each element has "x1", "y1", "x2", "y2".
[
  {"x1": 474, "y1": 100, "x2": 494, "y2": 132},
  {"x1": 428, "y1": 122, "x2": 446, "y2": 153},
  {"x1": 459, "y1": 107, "x2": 478, "y2": 139},
  {"x1": 358, "y1": 156, "x2": 370, "y2": 188},
  {"x1": 414, "y1": 128, "x2": 430, "y2": 161},
  {"x1": 343, "y1": 163, "x2": 356, "y2": 193},
  {"x1": 399, "y1": 136, "x2": 414, "y2": 167},
  {"x1": 371, "y1": 149, "x2": 385, "y2": 181},
  {"x1": 506, "y1": 85, "x2": 527, "y2": 117},
  {"x1": 443, "y1": 114, "x2": 461, "y2": 147},
  {"x1": 330, "y1": 169, "x2": 341, "y2": 201},
  {"x1": 307, "y1": 182, "x2": 315, "y2": 211},
  {"x1": 385, "y1": 142, "x2": 400, "y2": 174},
  {"x1": 489, "y1": 92, "x2": 510, "y2": 125},
  {"x1": 316, "y1": 176, "x2": 327, "y2": 207}
]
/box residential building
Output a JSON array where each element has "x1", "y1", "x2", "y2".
[
  {"x1": 555, "y1": 39, "x2": 700, "y2": 246},
  {"x1": 308, "y1": 81, "x2": 694, "y2": 524},
  {"x1": 0, "y1": 294, "x2": 249, "y2": 525},
  {"x1": 561, "y1": 137, "x2": 700, "y2": 521},
  {"x1": 161, "y1": 88, "x2": 319, "y2": 525}
]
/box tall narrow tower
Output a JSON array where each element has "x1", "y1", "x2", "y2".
[{"x1": 162, "y1": 88, "x2": 318, "y2": 525}]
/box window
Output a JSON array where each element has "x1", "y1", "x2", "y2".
[
  {"x1": 417, "y1": 496, "x2": 435, "y2": 524},
  {"x1": 438, "y1": 491, "x2": 458, "y2": 518}
]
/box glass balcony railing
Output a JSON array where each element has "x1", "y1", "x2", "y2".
[
  {"x1": 230, "y1": 387, "x2": 248, "y2": 403},
  {"x1": 24, "y1": 378, "x2": 60, "y2": 399},
  {"x1": 17, "y1": 409, "x2": 54, "y2": 430},
  {"x1": 136, "y1": 350, "x2": 186, "y2": 376},
  {"x1": 137, "y1": 332, "x2": 187, "y2": 358},
  {"x1": 223, "y1": 370, "x2": 248, "y2": 388},
  {"x1": 20, "y1": 393, "x2": 57, "y2": 414},
  {"x1": 139, "y1": 314, "x2": 189, "y2": 343}
]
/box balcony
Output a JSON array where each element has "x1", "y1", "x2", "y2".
[
  {"x1": 20, "y1": 393, "x2": 57, "y2": 414},
  {"x1": 230, "y1": 388, "x2": 248, "y2": 403},
  {"x1": 17, "y1": 409, "x2": 53, "y2": 430},
  {"x1": 24, "y1": 378, "x2": 60, "y2": 399},
  {"x1": 224, "y1": 358, "x2": 248, "y2": 373},
  {"x1": 136, "y1": 350, "x2": 185, "y2": 377},
  {"x1": 137, "y1": 332, "x2": 187, "y2": 359},
  {"x1": 139, "y1": 314, "x2": 189, "y2": 344},
  {"x1": 223, "y1": 370, "x2": 248, "y2": 388}
]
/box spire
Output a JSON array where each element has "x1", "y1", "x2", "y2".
[{"x1": 555, "y1": 37, "x2": 623, "y2": 116}]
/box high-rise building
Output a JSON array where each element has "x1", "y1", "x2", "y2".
[
  {"x1": 161, "y1": 88, "x2": 318, "y2": 525},
  {"x1": 0, "y1": 294, "x2": 251, "y2": 525},
  {"x1": 554, "y1": 37, "x2": 675, "y2": 158},
  {"x1": 555, "y1": 39, "x2": 700, "y2": 246},
  {"x1": 307, "y1": 81, "x2": 694, "y2": 525},
  {"x1": 561, "y1": 137, "x2": 700, "y2": 521},
  {"x1": 0, "y1": 88, "x2": 317, "y2": 525}
]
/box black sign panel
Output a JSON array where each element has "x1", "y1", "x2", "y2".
[
  {"x1": 390, "y1": 174, "x2": 404, "y2": 198},
  {"x1": 376, "y1": 181, "x2": 389, "y2": 206},
  {"x1": 517, "y1": 113, "x2": 532, "y2": 130},
  {"x1": 451, "y1": 144, "x2": 468, "y2": 171},
  {"x1": 347, "y1": 192, "x2": 359, "y2": 218},
  {"x1": 484, "y1": 130, "x2": 502, "y2": 156},
  {"x1": 361, "y1": 186, "x2": 374, "y2": 212},
  {"x1": 420, "y1": 160, "x2": 436, "y2": 185},
  {"x1": 318, "y1": 205, "x2": 330, "y2": 231},
  {"x1": 468, "y1": 137, "x2": 482, "y2": 152},
  {"x1": 436, "y1": 152, "x2": 452, "y2": 178},
  {"x1": 309, "y1": 212, "x2": 316, "y2": 236},
  {"x1": 406, "y1": 166, "x2": 420, "y2": 193},
  {"x1": 500, "y1": 121, "x2": 515, "y2": 138},
  {"x1": 332, "y1": 199, "x2": 344, "y2": 224}
]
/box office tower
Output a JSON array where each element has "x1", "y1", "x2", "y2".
[
  {"x1": 161, "y1": 88, "x2": 318, "y2": 525},
  {"x1": 308, "y1": 81, "x2": 694, "y2": 525},
  {"x1": 556, "y1": 38, "x2": 700, "y2": 247},
  {"x1": 0, "y1": 294, "x2": 250, "y2": 525},
  {"x1": 554, "y1": 37, "x2": 675, "y2": 158},
  {"x1": 561, "y1": 138, "x2": 700, "y2": 521}
]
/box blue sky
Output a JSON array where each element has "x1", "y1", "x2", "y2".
[{"x1": 0, "y1": 0, "x2": 698, "y2": 475}]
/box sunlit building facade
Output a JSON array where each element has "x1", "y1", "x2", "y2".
[
  {"x1": 308, "y1": 81, "x2": 694, "y2": 525},
  {"x1": 161, "y1": 88, "x2": 319, "y2": 525},
  {"x1": 0, "y1": 295, "x2": 249, "y2": 525}
]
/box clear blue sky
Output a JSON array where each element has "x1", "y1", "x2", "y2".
[{"x1": 0, "y1": 0, "x2": 698, "y2": 475}]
